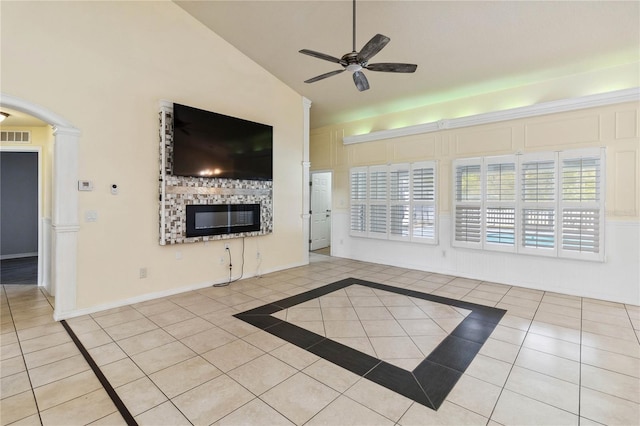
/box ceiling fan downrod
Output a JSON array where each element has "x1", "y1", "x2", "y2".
[{"x1": 352, "y1": 0, "x2": 357, "y2": 52}]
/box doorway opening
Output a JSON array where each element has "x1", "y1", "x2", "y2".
[
  {"x1": 310, "y1": 171, "x2": 332, "y2": 255},
  {"x1": 0, "y1": 149, "x2": 41, "y2": 285},
  {"x1": 1, "y1": 93, "x2": 81, "y2": 319}
]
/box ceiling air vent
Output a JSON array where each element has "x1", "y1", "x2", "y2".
[{"x1": 0, "y1": 130, "x2": 31, "y2": 143}]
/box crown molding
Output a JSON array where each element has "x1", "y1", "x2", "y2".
[{"x1": 343, "y1": 87, "x2": 640, "y2": 145}]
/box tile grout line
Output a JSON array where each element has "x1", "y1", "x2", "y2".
[
  {"x1": 578, "y1": 296, "x2": 584, "y2": 425},
  {"x1": 60, "y1": 319, "x2": 138, "y2": 426},
  {"x1": 624, "y1": 303, "x2": 640, "y2": 346},
  {"x1": 488, "y1": 289, "x2": 585, "y2": 422},
  {"x1": 484, "y1": 284, "x2": 524, "y2": 423},
  {"x1": 3, "y1": 285, "x2": 45, "y2": 426}
]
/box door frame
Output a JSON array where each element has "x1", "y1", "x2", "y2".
[
  {"x1": 0, "y1": 146, "x2": 42, "y2": 286},
  {"x1": 309, "y1": 170, "x2": 333, "y2": 252},
  {"x1": 1, "y1": 93, "x2": 80, "y2": 320}
]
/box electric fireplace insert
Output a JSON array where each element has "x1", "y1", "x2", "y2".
[{"x1": 185, "y1": 204, "x2": 260, "y2": 237}]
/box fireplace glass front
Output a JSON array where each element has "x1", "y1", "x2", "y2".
[{"x1": 186, "y1": 204, "x2": 261, "y2": 237}]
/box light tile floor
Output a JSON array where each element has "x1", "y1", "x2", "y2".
[
  {"x1": 272, "y1": 284, "x2": 471, "y2": 371},
  {"x1": 2, "y1": 253, "x2": 639, "y2": 425}
]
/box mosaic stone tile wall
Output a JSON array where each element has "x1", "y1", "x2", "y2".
[{"x1": 158, "y1": 107, "x2": 273, "y2": 245}]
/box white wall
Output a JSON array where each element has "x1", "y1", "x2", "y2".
[
  {"x1": 1, "y1": 2, "x2": 307, "y2": 312},
  {"x1": 331, "y1": 214, "x2": 639, "y2": 304}
]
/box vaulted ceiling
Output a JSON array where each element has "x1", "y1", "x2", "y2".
[{"x1": 176, "y1": 1, "x2": 639, "y2": 128}]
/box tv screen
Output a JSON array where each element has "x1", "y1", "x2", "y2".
[{"x1": 172, "y1": 103, "x2": 273, "y2": 180}]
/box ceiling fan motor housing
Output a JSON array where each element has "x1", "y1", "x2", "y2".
[{"x1": 343, "y1": 52, "x2": 363, "y2": 72}]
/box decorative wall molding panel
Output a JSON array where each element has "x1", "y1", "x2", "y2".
[{"x1": 343, "y1": 87, "x2": 640, "y2": 145}]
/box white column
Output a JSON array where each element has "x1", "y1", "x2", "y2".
[
  {"x1": 302, "y1": 97, "x2": 312, "y2": 264},
  {"x1": 51, "y1": 125, "x2": 80, "y2": 319}
]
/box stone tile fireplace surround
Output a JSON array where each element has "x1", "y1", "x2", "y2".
[{"x1": 158, "y1": 104, "x2": 273, "y2": 245}]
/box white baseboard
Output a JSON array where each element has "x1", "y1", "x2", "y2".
[{"x1": 54, "y1": 258, "x2": 310, "y2": 321}]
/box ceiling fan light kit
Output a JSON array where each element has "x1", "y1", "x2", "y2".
[{"x1": 299, "y1": 0, "x2": 417, "y2": 91}]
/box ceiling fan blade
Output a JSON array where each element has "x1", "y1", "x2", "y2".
[
  {"x1": 304, "y1": 69, "x2": 345, "y2": 84},
  {"x1": 352, "y1": 70, "x2": 370, "y2": 91},
  {"x1": 299, "y1": 49, "x2": 346, "y2": 65},
  {"x1": 366, "y1": 63, "x2": 418, "y2": 73},
  {"x1": 357, "y1": 34, "x2": 390, "y2": 63}
]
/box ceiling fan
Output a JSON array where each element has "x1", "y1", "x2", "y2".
[{"x1": 299, "y1": 0, "x2": 417, "y2": 92}]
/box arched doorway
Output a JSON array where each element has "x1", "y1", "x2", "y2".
[{"x1": 1, "y1": 93, "x2": 79, "y2": 320}]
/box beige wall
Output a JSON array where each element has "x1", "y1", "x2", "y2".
[
  {"x1": 312, "y1": 101, "x2": 639, "y2": 221},
  {"x1": 310, "y1": 84, "x2": 640, "y2": 303},
  {"x1": 2, "y1": 2, "x2": 306, "y2": 310}
]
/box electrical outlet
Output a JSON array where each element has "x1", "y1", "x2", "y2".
[
  {"x1": 256, "y1": 251, "x2": 261, "y2": 260},
  {"x1": 224, "y1": 243, "x2": 230, "y2": 250},
  {"x1": 219, "y1": 256, "x2": 225, "y2": 265},
  {"x1": 175, "y1": 251, "x2": 182, "y2": 260},
  {"x1": 139, "y1": 267, "x2": 147, "y2": 279}
]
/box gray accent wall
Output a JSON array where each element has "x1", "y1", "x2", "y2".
[{"x1": 1, "y1": 151, "x2": 38, "y2": 257}]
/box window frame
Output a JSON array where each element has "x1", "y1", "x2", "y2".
[
  {"x1": 558, "y1": 148, "x2": 605, "y2": 262},
  {"x1": 452, "y1": 148, "x2": 605, "y2": 262},
  {"x1": 349, "y1": 167, "x2": 368, "y2": 237},
  {"x1": 411, "y1": 161, "x2": 438, "y2": 244},
  {"x1": 452, "y1": 157, "x2": 483, "y2": 249},
  {"x1": 484, "y1": 155, "x2": 517, "y2": 253},
  {"x1": 349, "y1": 161, "x2": 438, "y2": 244},
  {"x1": 518, "y1": 151, "x2": 558, "y2": 258},
  {"x1": 388, "y1": 163, "x2": 411, "y2": 242}
]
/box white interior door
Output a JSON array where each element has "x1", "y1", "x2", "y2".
[{"x1": 310, "y1": 172, "x2": 332, "y2": 251}]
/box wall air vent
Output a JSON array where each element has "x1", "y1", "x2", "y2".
[{"x1": 0, "y1": 130, "x2": 31, "y2": 143}]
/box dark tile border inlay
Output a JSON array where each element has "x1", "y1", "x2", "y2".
[
  {"x1": 234, "y1": 277, "x2": 506, "y2": 410},
  {"x1": 61, "y1": 320, "x2": 138, "y2": 426}
]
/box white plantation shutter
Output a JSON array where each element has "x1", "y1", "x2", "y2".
[
  {"x1": 368, "y1": 166, "x2": 388, "y2": 238},
  {"x1": 349, "y1": 168, "x2": 367, "y2": 236},
  {"x1": 389, "y1": 165, "x2": 410, "y2": 240},
  {"x1": 559, "y1": 148, "x2": 604, "y2": 261},
  {"x1": 485, "y1": 156, "x2": 516, "y2": 251},
  {"x1": 453, "y1": 159, "x2": 482, "y2": 248},
  {"x1": 519, "y1": 153, "x2": 557, "y2": 256},
  {"x1": 411, "y1": 162, "x2": 437, "y2": 243},
  {"x1": 349, "y1": 161, "x2": 438, "y2": 243},
  {"x1": 451, "y1": 149, "x2": 604, "y2": 261},
  {"x1": 455, "y1": 206, "x2": 482, "y2": 243}
]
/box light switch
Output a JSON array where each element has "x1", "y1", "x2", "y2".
[
  {"x1": 85, "y1": 210, "x2": 98, "y2": 222},
  {"x1": 78, "y1": 180, "x2": 93, "y2": 191}
]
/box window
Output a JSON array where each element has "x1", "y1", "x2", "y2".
[
  {"x1": 349, "y1": 161, "x2": 437, "y2": 243},
  {"x1": 453, "y1": 160, "x2": 482, "y2": 248},
  {"x1": 369, "y1": 166, "x2": 389, "y2": 238},
  {"x1": 411, "y1": 163, "x2": 437, "y2": 241},
  {"x1": 485, "y1": 157, "x2": 516, "y2": 251},
  {"x1": 558, "y1": 149, "x2": 604, "y2": 261},
  {"x1": 452, "y1": 148, "x2": 604, "y2": 261},
  {"x1": 349, "y1": 168, "x2": 367, "y2": 236},
  {"x1": 389, "y1": 165, "x2": 410, "y2": 239},
  {"x1": 519, "y1": 153, "x2": 556, "y2": 255}
]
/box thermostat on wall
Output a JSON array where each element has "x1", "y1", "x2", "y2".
[{"x1": 78, "y1": 180, "x2": 93, "y2": 191}]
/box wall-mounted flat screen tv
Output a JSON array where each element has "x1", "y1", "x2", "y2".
[{"x1": 172, "y1": 103, "x2": 273, "y2": 180}]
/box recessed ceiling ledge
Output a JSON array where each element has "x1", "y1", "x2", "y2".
[{"x1": 342, "y1": 87, "x2": 640, "y2": 145}]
